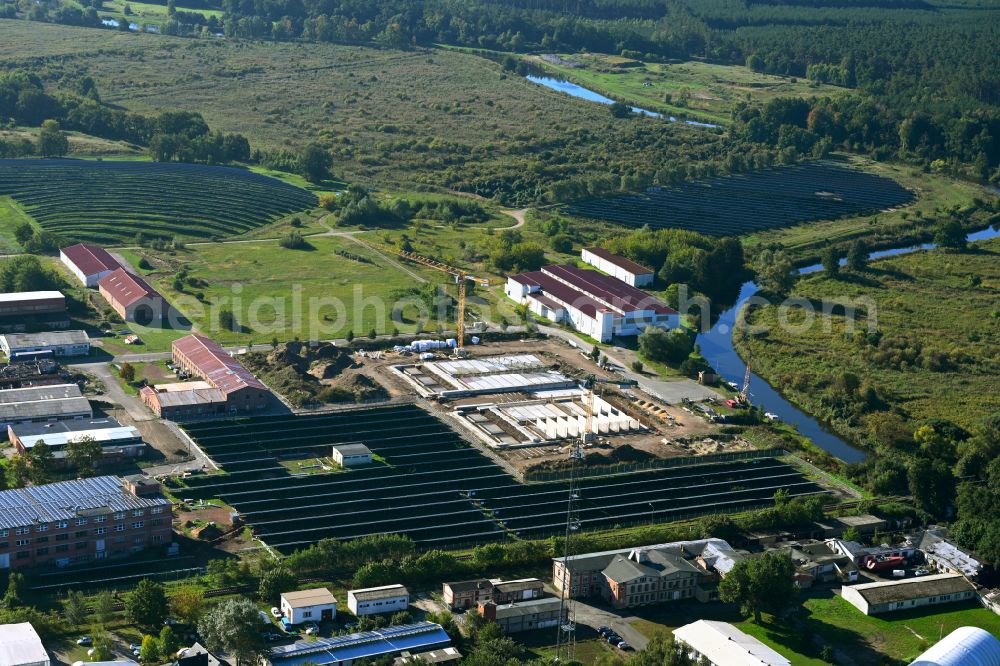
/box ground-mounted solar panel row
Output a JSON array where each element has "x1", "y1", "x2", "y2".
[
  {"x1": 0, "y1": 159, "x2": 317, "y2": 244},
  {"x1": 174, "y1": 405, "x2": 825, "y2": 553},
  {"x1": 562, "y1": 161, "x2": 914, "y2": 237}
]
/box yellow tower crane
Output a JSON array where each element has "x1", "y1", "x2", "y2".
[{"x1": 355, "y1": 239, "x2": 490, "y2": 355}]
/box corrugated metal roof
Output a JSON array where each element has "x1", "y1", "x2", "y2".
[
  {"x1": 909, "y1": 626, "x2": 1000, "y2": 666},
  {"x1": 583, "y1": 247, "x2": 654, "y2": 276},
  {"x1": 544, "y1": 265, "x2": 675, "y2": 315},
  {"x1": 0, "y1": 384, "x2": 82, "y2": 404},
  {"x1": 99, "y1": 268, "x2": 163, "y2": 309},
  {"x1": 61, "y1": 243, "x2": 121, "y2": 277},
  {"x1": 0, "y1": 475, "x2": 170, "y2": 530},
  {"x1": 281, "y1": 588, "x2": 337, "y2": 608},
  {"x1": 173, "y1": 335, "x2": 268, "y2": 395}
]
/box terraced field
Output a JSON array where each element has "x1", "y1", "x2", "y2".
[
  {"x1": 563, "y1": 161, "x2": 914, "y2": 237},
  {"x1": 173, "y1": 405, "x2": 827, "y2": 553},
  {"x1": 0, "y1": 159, "x2": 317, "y2": 244}
]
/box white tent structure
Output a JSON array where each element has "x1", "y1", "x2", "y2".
[
  {"x1": 908, "y1": 626, "x2": 1000, "y2": 666},
  {"x1": 0, "y1": 623, "x2": 49, "y2": 666}
]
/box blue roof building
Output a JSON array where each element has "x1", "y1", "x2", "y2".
[{"x1": 267, "y1": 623, "x2": 451, "y2": 666}]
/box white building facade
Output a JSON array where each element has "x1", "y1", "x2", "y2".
[
  {"x1": 348, "y1": 584, "x2": 409, "y2": 616},
  {"x1": 280, "y1": 588, "x2": 338, "y2": 624},
  {"x1": 505, "y1": 264, "x2": 678, "y2": 344},
  {"x1": 581, "y1": 247, "x2": 655, "y2": 287}
]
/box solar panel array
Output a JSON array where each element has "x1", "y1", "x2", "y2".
[
  {"x1": 0, "y1": 476, "x2": 170, "y2": 530},
  {"x1": 563, "y1": 161, "x2": 914, "y2": 237},
  {"x1": 175, "y1": 405, "x2": 826, "y2": 552}
]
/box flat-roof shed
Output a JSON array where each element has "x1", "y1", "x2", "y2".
[
  {"x1": 281, "y1": 588, "x2": 338, "y2": 624},
  {"x1": 0, "y1": 330, "x2": 91, "y2": 358},
  {"x1": 841, "y1": 573, "x2": 977, "y2": 616},
  {"x1": 331, "y1": 443, "x2": 373, "y2": 466},
  {"x1": 0, "y1": 383, "x2": 92, "y2": 427},
  {"x1": 581, "y1": 247, "x2": 655, "y2": 287}
]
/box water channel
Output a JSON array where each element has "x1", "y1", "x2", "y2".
[{"x1": 696, "y1": 223, "x2": 1000, "y2": 463}]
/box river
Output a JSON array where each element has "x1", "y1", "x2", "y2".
[
  {"x1": 526, "y1": 75, "x2": 721, "y2": 128},
  {"x1": 696, "y1": 223, "x2": 1000, "y2": 463}
]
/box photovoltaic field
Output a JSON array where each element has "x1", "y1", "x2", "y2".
[
  {"x1": 0, "y1": 159, "x2": 317, "y2": 244},
  {"x1": 563, "y1": 161, "x2": 914, "y2": 236},
  {"x1": 174, "y1": 405, "x2": 826, "y2": 553}
]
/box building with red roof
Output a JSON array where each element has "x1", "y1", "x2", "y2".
[
  {"x1": 581, "y1": 247, "x2": 655, "y2": 287},
  {"x1": 505, "y1": 265, "x2": 678, "y2": 343},
  {"x1": 60, "y1": 244, "x2": 121, "y2": 287},
  {"x1": 141, "y1": 334, "x2": 271, "y2": 419},
  {"x1": 98, "y1": 268, "x2": 167, "y2": 324}
]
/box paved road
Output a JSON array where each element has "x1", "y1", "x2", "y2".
[
  {"x1": 571, "y1": 598, "x2": 650, "y2": 651},
  {"x1": 71, "y1": 361, "x2": 155, "y2": 422}
]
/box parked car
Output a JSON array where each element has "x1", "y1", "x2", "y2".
[
  {"x1": 130, "y1": 644, "x2": 142, "y2": 653},
  {"x1": 914, "y1": 568, "x2": 931, "y2": 576},
  {"x1": 597, "y1": 626, "x2": 610, "y2": 635},
  {"x1": 303, "y1": 622, "x2": 319, "y2": 636},
  {"x1": 618, "y1": 642, "x2": 632, "y2": 651},
  {"x1": 76, "y1": 637, "x2": 93, "y2": 646},
  {"x1": 271, "y1": 607, "x2": 282, "y2": 618}
]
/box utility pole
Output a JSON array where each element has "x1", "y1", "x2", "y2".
[{"x1": 555, "y1": 441, "x2": 584, "y2": 662}]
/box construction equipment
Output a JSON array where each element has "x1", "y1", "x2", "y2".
[
  {"x1": 726, "y1": 363, "x2": 752, "y2": 409},
  {"x1": 354, "y1": 239, "x2": 489, "y2": 355}
]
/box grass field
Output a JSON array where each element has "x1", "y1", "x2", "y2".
[
  {"x1": 738, "y1": 236, "x2": 1000, "y2": 440},
  {"x1": 0, "y1": 126, "x2": 144, "y2": 157},
  {"x1": 527, "y1": 53, "x2": 847, "y2": 125},
  {"x1": 629, "y1": 594, "x2": 1000, "y2": 665},
  {"x1": 0, "y1": 196, "x2": 34, "y2": 252},
  {"x1": 98, "y1": 0, "x2": 223, "y2": 26},
  {"x1": 741, "y1": 158, "x2": 998, "y2": 262},
  {"x1": 139, "y1": 235, "x2": 457, "y2": 344},
  {"x1": 0, "y1": 20, "x2": 725, "y2": 204}
]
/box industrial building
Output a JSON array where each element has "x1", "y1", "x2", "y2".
[
  {"x1": 552, "y1": 539, "x2": 741, "y2": 603},
  {"x1": 331, "y1": 443, "x2": 373, "y2": 467},
  {"x1": 458, "y1": 393, "x2": 644, "y2": 447},
  {"x1": 505, "y1": 264, "x2": 678, "y2": 343},
  {"x1": 267, "y1": 623, "x2": 450, "y2": 666},
  {"x1": 0, "y1": 383, "x2": 92, "y2": 429},
  {"x1": 0, "y1": 475, "x2": 172, "y2": 570},
  {"x1": 477, "y1": 598, "x2": 567, "y2": 634},
  {"x1": 581, "y1": 247, "x2": 655, "y2": 287},
  {"x1": 393, "y1": 647, "x2": 461, "y2": 666},
  {"x1": 0, "y1": 331, "x2": 91, "y2": 359},
  {"x1": 908, "y1": 626, "x2": 1000, "y2": 666},
  {"x1": 915, "y1": 528, "x2": 983, "y2": 579},
  {"x1": 441, "y1": 577, "x2": 545, "y2": 610},
  {"x1": 0, "y1": 622, "x2": 49, "y2": 666},
  {"x1": 395, "y1": 354, "x2": 575, "y2": 399},
  {"x1": 280, "y1": 588, "x2": 338, "y2": 624},
  {"x1": 98, "y1": 268, "x2": 167, "y2": 324},
  {"x1": 60, "y1": 243, "x2": 121, "y2": 287},
  {"x1": 141, "y1": 335, "x2": 271, "y2": 419},
  {"x1": 8, "y1": 417, "x2": 144, "y2": 464},
  {"x1": 347, "y1": 584, "x2": 409, "y2": 616},
  {"x1": 776, "y1": 539, "x2": 859, "y2": 587},
  {"x1": 0, "y1": 291, "x2": 69, "y2": 332},
  {"x1": 673, "y1": 620, "x2": 791, "y2": 666},
  {"x1": 841, "y1": 573, "x2": 977, "y2": 616}
]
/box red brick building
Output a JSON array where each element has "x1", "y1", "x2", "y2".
[
  {"x1": 140, "y1": 334, "x2": 271, "y2": 419},
  {"x1": 0, "y1": 475, "x2": 172, "y2": 570},
  {"x1": 98, "y1": 269, "x2": 167, "y2": 324}
]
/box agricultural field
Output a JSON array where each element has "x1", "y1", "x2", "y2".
[
  {"x1": 0, "y1": 20, "x2": 726, "y2": 203},
  {"x1": 171, "y1": 405, "x2": 825, "y2": 553},
  {"x1": 738, "y1": 236, "x2": 1000, "y2": 441},
  {"x1": 563, "y1": 161, "x2": 913, "y2": 237},
  {"x1": 0, "y1": 159, "x2": 316, "y2": 244},
  {"x1": 526, "y1": 53, "x2": 848, "y2": 125}
]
